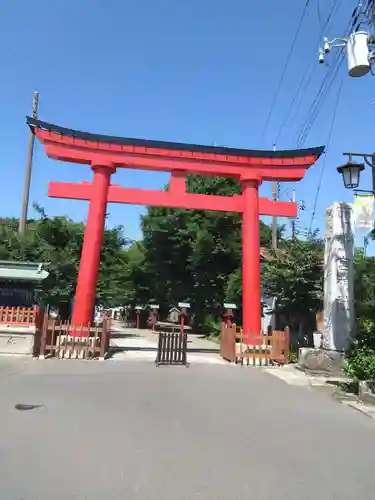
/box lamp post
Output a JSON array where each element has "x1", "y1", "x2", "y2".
[{"x1": 337, "y1": 153, "x2": 371, "y2": 192}]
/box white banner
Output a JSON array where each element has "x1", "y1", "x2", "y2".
[{"x1": 353, "y1": 194, "x2": 374, "y2": 232}]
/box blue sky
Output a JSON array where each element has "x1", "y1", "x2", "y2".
[{"x1": 1, "y1": 0, "x2": 374, "y2": 244}]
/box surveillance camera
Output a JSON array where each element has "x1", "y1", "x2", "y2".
[
  {"x1": 319, "y1": 51, "x2": 324, "y2": 64},
  {"x1": 323, "y1": 38, "x2": 330, "y2": 54}
]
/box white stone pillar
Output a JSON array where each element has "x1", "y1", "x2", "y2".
[{"x1": 323, "y1": 202, "x2": 354, "y2": 351}]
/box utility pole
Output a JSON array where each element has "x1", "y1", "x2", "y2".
[
  {"x1": 271, "y1": 182, "x2": 278, "y2": 250},
  {"x1": 19, "y1": 91, "x2": 39, "y2": 235},
  {"x1": 271, "y1": 144, "x2": 278, "y2": 250},
  {"x1": 291, "y1": 189, "x2": 297, "y2": 240},
  {"x1": 319, "y1": 29, "x2": 375, "y2": 78}
]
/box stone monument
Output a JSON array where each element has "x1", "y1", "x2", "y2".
[
  {"x1": 299, "y1": 202, "x2": 354, "y2": 373},
  {"x1": 322, "y1": 202, "x2": 354, "y2": 351}
]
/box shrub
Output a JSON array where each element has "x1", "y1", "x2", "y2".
[
  {"x1": 344, "y1": 347, "x2": 375, "y2": 381},
  {"x1": 202, "y1": 315, "x2": 222, "y2": 337}
]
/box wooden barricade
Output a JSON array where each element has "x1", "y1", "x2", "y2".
[
  {"x1": 220, "y1": 323, "x2": 238, "y2": 362},
  {"x1": 220, "y1": 323, "x2": 290, "y2": 365},
  {"x1": 155, "y1": 332, "x2": 188, "y2": 367},
  {"x1": 38, "y1": 317, "x2": 111, "y2": 360}
]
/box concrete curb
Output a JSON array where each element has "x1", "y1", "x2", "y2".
[{"x1": 265, "y1": 365, "x2": 375, "y2": 421}]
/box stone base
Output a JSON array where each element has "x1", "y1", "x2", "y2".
[
  {"x1": 359, "y1": 381, "x2": 375, "y2": 405},
  {"x1": 0, "y1": 327, "x2": 37, "y2": 355},
  {"x1": 298, "y1": 347, "x2": 344, "y2": 374}
]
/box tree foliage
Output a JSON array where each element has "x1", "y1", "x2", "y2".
[
  {"x1": 0, "y1": 208, "x2": 134, "y2": 315},
  {"x1": 138, "y1": 175, "x2": 283, "y2": 324},
  {"x1": 262, "y1": 239, "x2": 324, "y2": 326},
  {"x1": 345, "y1": 251, "x2": 375, "y2": 381}
]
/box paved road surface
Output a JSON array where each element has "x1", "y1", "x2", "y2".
[{"x1": 1, "y1": 358, "x2": 375, "y2": 499}]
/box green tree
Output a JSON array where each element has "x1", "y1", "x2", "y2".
[
  {"x1": 353, "y1": 251, "x2": 375, "y2": 334},
  {"x1": 261, "y1": 238, "x2": 324, "y2": 336},
  {"x1": 344, "y1": 251, "x2": 375, "y2": 381},
  {"x1": 0, "y1": 209, "x2": 133, "y2": 316},
  {"x1": 139, "y1": 175, "x2": 283, "y2": 328}
]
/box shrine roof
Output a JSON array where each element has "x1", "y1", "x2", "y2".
[
  {"x1": 27, "y1": 117, "x2": 324, "y2": 160},
  {"x1": 0, "y1": 261, "x2": 49, "y2": 282}
]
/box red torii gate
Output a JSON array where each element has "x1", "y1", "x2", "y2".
[{"x1": 27, "y1": 117, "x2": 323, "y2": 343}]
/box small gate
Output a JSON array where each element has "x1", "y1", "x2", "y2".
[
  {"x1": 156, "y1": 332, "x2": 188, "y2": 367},
  {"x1": 220, "y1": 323, "x2": 290, "y2": 365}
]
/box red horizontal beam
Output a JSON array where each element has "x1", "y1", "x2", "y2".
[
  {"x1": 44, "y1": 143, "x2": 311, "y2": 182},
  {"x1": 48, "y1": 182, "x2": 298, "y2": 218}
]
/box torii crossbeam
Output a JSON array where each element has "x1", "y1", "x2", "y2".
[{"x1": 27, "y1": 117, "x2": 324, "y2": 343}]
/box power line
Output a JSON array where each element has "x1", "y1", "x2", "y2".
[
  {"x1": 274, "y1": 0, "x2": 343, "y2": 146},
  {"x1": 308, "y1": 78, "x2": 343, "y2": 234},
  {"x1": 292, "y1": 1, "x2": 344, "y2": 145},
  {"x1": 274, "y1": 0, "x2": 345, "y2": 230},
  {"x1": 296, "y1": 50, "x2": 344, "y2": 147},
  {"x1": 261, "y1": 0, "x2": 312, "y2": 141},
  {"x1": 295, "y1": 1, "x2": 361, "y2": 234},
  {"x1": 295, "y1": 2, "x2": 361, "y2": 147},
  {"x1": 317, "y1": 0, "x2": 322, "y2": 27},
  {"x1": 274, "y1": 64, "x2": 314, "y2": 145}
]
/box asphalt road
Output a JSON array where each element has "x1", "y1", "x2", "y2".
[{"x1": 1, "y1": 358, "x2": 375, "y2": 499}]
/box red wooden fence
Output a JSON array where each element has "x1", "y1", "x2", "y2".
[{"x1": 0, "y1": 306, "x2": 40, "y2": 326}]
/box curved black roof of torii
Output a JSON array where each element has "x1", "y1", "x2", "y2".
[{"x1": 27, "y1": 116, "x2": 325, "y2": 159}]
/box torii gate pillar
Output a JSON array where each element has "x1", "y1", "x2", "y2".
[
  {"x1": 242, "y1": 179, "x2": 261, "y2": 338},
  {"x1": 71, "y1": 163, "x2": 115, "y2": 325}
]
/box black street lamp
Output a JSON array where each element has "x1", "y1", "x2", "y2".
[
  {"x1": 337, "y1": 153, "x2": 373, "y2": 193},
  {"x1": 337, "y1": 159, "x2": 364, "y2": 189}
]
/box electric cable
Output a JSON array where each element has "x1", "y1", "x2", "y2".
[
  {"x1": 308, "y1": 78, "x2": 343, "y2": 234},
  {"x1": 293, "y1": 1, "x2": 361, "y2": 148},
  {"x1": 317, "y1": 0, "x2": 322, "y2": 27},
  {"x1": 273, "y1": 0, "x2": 343, "y2": 208},
  {"x1": 261, "y1": 0, "x2": 312, "y2": 141},
  {"x1": 274, "y1": 0, "x2": 343, "y2": 146},
  {"x1": 296, "y1": 50, "x2": 344, "y2": 147}
]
